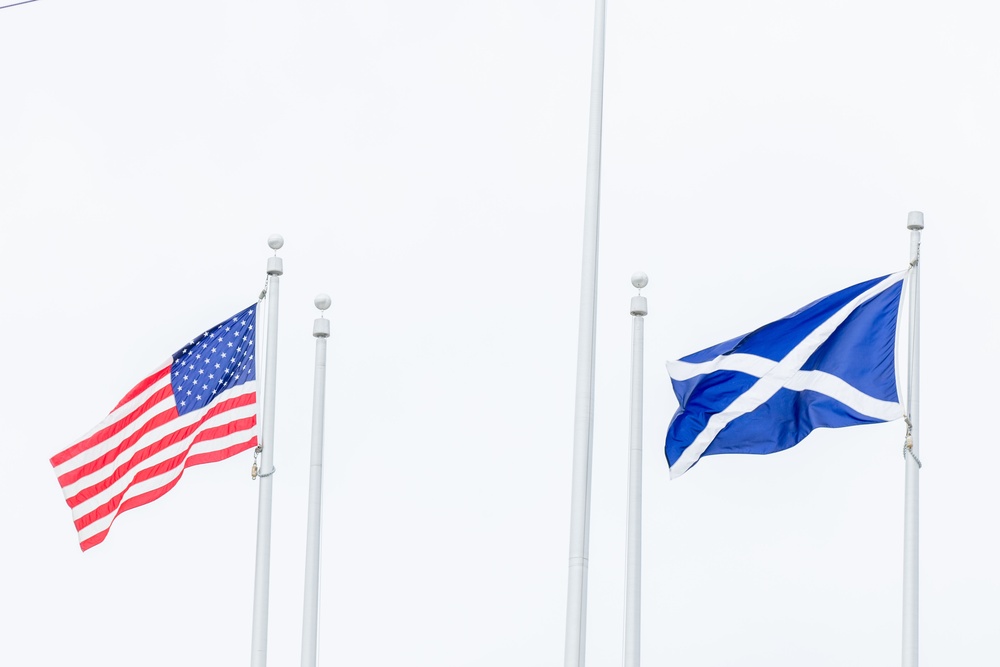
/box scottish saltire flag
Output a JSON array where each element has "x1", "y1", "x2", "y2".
[
  {"x1": 666, "y1": 272, "x2": 906, "y2": 478},
  {"x1": 51, "y1": 304, "x2": 259, "y2": 551}
]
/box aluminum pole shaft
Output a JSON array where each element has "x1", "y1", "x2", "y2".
[
  {"x1": 623, "y1": 275, "x2": 647, "y2": 667},
  {"x1": 564, "y1": 0, "x2": 608, "y2": 665},
  {"x1": 301, "y1": 296, "x2": 331, "y2": 667},
  {"x1": 902, "y1": 212, "x2": 922, "y2": 667},
  {"x1": 251, "y1": 236, "x2": 283, "y2": 667}
]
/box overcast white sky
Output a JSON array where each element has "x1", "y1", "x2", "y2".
[{"x1": 2, "y1": 1, "x2": 998, "y2": 665}]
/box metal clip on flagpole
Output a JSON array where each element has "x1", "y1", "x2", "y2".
[
  {"x1": 565, "y1": 0, "x2": 608, "y2": 665},
  {"x1": 623, "y1": 273, "x2": 647, "y2": 667},
  {"x1": 902, "y1": 212, "x2": 922, "y2": 667},
  {"x1": 252, "y1": 234, "x2": 283, "y2": 667},
  {"x1": 301, "y1": 294, "x2": 331, "y2": 667}
]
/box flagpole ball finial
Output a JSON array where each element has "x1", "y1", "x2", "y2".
[
  {"x1": 267, "y1": 234, "x2": 285, "y2": 251},
  {"x1": 907, "y1": 211, "x2": 924, "y2": 230},
  {"x1": 631, "y1": 272, "x2": 648, "y2": 290},
  {"x1": 314, "y1": 293, "x2": 332, "y2": 311}
]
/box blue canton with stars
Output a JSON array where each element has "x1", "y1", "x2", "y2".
[{"x1": 170, "y1": 304, "x2": 257, "y2": 416}]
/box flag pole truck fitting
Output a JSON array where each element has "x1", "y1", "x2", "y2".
[
  {"x1": 251, "y1": 234, "x2": 283, "y2": 667},
  {"x1": 564, "y1": 0, "x2": 608, "y2": 664},
  {"x1": 623, "y1": 273, "x2": 647, "y2": 667},
  {"x1": 902, "y1": 212, "x2": 922, "y2": 667},
  {"x1": 301, "y1": 294, "x2": 331, "y2": 667}
]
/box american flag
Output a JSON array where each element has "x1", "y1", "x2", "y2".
[{"x1": 51, "y1": 304, "x2": 260, "y2": 551}]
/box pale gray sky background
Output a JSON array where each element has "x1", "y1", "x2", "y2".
[{"x1": 2, "y1": 1, "x2": 997, "y2": 665}]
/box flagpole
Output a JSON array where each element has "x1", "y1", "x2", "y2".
[
  {"x1": 623, "y1": 273, "x2": 647, "y2": 667},
  {"x1": 301, "y1": 294, "x2": 331, "y2": 667},
  {"x1": 564, "y1": 0, "x2": 608, "y2": 664},
  {"x1": 251, "y1": 234, "x2": 284, "y2": 667},
  {"x1": 902, "y1": 212, "x2": 922, "y2": 667}
]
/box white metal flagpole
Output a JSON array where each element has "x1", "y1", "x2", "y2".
[
  {"x1": 301, "y1": 294, "x2": 331, "y2": 667},
  {"x1": 251, "y1": 234, "x2": 284, "y2": 667},
  {"x1": 902, "y1": 212, "x2": 922, "y2": 667},
  {"x1": 564, "y1": 0, "x2": 608, "y2": 664},
  {"x1": 623, "y1": 273, "x2": 647, "y2": 667}
]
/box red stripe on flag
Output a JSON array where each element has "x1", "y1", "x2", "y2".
[
  {"x1": 72, "y1": 413, "x2": 257, "y2": 530},
  {"x1": 112, "y1": 365, "x2": 172, "y2": 411},
  {"x1": 76, "y1": 433, "x2": 258, "y2": 552},
  {"x1": 79, "y1": 528, "x2": 111, "y2": 552},
  {"x1": 186, "y1": 436, "x2": 258, "y2": 467},
  {"x1": 50, "y1": 383, "x2": 174, "y2": 469},
  {"x1": 57, "y1": 401, "x2": 179, "y2": 489},
  {"x1": 65, "y1": 394, "x2": 256, "y2": 509}
]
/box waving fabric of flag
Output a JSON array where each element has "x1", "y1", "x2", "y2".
[
  {"x1": 666, "y1": 272, "x2": 906, "y2": 478},
  {"x1": 51, "y1": 304, "x2": 260, "y2": 551}
]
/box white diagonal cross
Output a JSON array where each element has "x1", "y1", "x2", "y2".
[{"x1": 667, "y1": 271, "x2": 906, "y2": 478}]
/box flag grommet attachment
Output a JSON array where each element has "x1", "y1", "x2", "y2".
[
  {"x1": 903, "y1": 416, "x2": 922, "y2": 469},
  {"x1": 251, "y1": 444, "x2": 264, "y2": 479}
]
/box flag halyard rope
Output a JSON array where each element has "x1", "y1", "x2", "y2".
[{"x1": 250, "y1": 281, "x2": 275, "y2": 480}]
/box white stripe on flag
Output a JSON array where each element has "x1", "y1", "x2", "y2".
[
  {"x1": 668, "y1": 354, "x2": 901, "y2": 421},
  {"x1": 68, "y1": 393, "x2": 257, "y2": 519},
  {"x1": 52, "y1": 366, "x2": 174, "y2": 478},
  {"x1": 76, "y1": 422, "x2": 258, "y2": 544},
  {"x1": 785, "y1": 370, "x2": 902, "y2": 422},
  {"x1": 57, "y1": 382, "x2": 255, "y2": 500}
]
